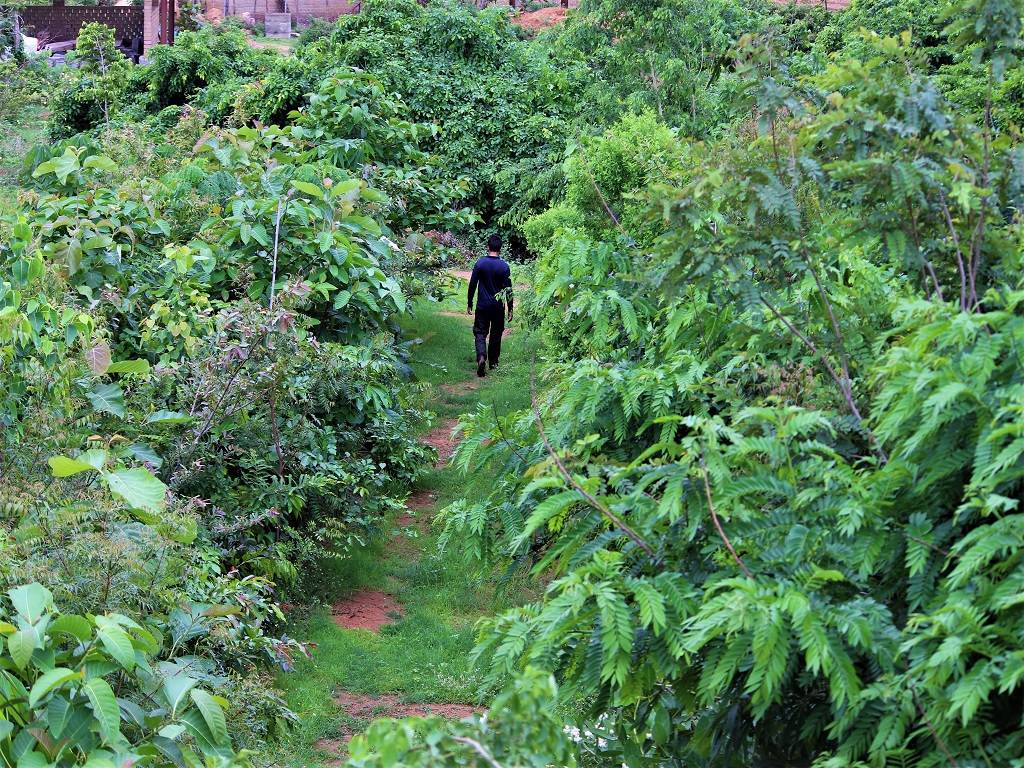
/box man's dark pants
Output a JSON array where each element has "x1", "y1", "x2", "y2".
[{"x1": 473, "y1": 304, "x2": 505, "y2": 366}]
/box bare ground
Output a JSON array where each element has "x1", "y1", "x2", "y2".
[
  {"x1": 315, "y1": 693, "x2": 482, "y2": 762},
  {"x1": 422, "y1": 418, "x2": 461, "y2": 469},
  {"x1": 322, "y1": 312, "x2": 480, "y2": 759},
  {"x1": 331, "y1": 591, "x2": 403, "y2": 632}
]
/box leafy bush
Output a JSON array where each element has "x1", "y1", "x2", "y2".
[
  {"x1": 416, "y1": 6, "x2": 1024, "y2": 767},
  {"x1": 0, "y1": 583, "x2": 251, "y2": 766},
  {"x1": 3, "y1": 21, "x2": 471, "y2": 756},
  {"x1": 299, "y1": 0, "x2": 577, "y2": 242},
  {"x1": 48, "y1": 23, "x2": 132, "y2": 139},
  {"x1": 141, "y1": 24, "x2": 273, "y2": 111}
]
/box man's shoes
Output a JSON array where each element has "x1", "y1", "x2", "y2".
[{"x1": 477, "y1": 356, "x2": 487, "y2": 378}]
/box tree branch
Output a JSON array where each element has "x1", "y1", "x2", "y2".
[
  {"x1": 699, "y1": 459, "x2": 752, "y2": 578},
  {"x1": 529, "y1": 365, "x2": 656, "y2": 558},
  {"x1": 938, "y1": 190, "x2": 969, "y2": 312},
  {"x1": 450, "y1": 736, "x2": 504, "y2": 768}
]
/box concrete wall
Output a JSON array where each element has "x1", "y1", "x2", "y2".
[
  {"x1": 264, "y1": 10, "x2": 290, "y2": 35},
  {"x1": 220, "y1": 0, "x2": 359, "y2": 25},
  {"x1": 293, "y1": 0, "x2": 359, "y2": 24}
]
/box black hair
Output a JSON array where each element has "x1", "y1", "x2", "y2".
[{"x1": 487, "y1": 234, "x2": 502, "y2": 253}]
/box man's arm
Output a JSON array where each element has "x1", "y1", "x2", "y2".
[{"x1": 467, "y1": 266, "x2": 478, "y2": 314}]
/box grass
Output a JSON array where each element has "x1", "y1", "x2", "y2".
[
  {"x1": 269, "y1": 277, "x2": 535, "y2": 766},
  {"x1": 247, "y1": 34, "x2": 300, "y2": 54},
  {"x1": 0, "y1": 104, "x2": 47, "y2": 209}
]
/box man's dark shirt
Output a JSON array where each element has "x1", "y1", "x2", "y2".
[{"x1": 468, "y1": 254, "x2": 513, "y2": 314}]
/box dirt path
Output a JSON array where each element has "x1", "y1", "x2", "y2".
[
  {"x1": 313, "y1": 333, "x2": 481, "y2": 763},
  {"x1": 276, "y1": 269, "x2": 533, "y2": 767}
]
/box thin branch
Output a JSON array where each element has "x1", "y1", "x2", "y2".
[
  {"x1": 759, "y1": 295, "x2": 887, "y2": 463},
  {"x1": 170, "y1": 326, "x2": 273, "y2": 476},
  {"x1": 450, "y1": 737, "x2": 504, "y2": 768},
  {"x1": 968, "y1": 87, "x2": 994, "y2": 311},
  {"x1": 912, "y1": 690, "x2": 960, "y2": 768},
  {"x1": 574, "y1": 130, "x2": 631, "y2": 241},
  {"x1": 699, "y1": 459, "x2": 752, "y2": 578},
  {"x1": 907, "y1": 534, "x2": 950, "y2": 559},
  {"x1": 906, "y1": 202, "x2": 945, "y2": 302},
  {"x1": 924, "y1": 259, "x2": 945, "y2": 303},
  {"x1": 803, "y1": 253, "x2": 853, "y2": 407},
  {"x1": 491, "y1": 402, "x2": 529, "y2": 465},
  {"x1": 758, "y1": 295, "x2": 861, "y2": 422},
  {"x1": 528, "y1": 364, "x2": 656, "y2": 558},
  {"x1": 269, "y1": 192, "x2": 292, "y2": 312},
  {"x1": 938, "y1": 190, "x2": 969, "y2": 312}
]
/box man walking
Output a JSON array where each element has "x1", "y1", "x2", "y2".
[{"x1": 467, "y1": 234, "x2": 513, "y2": 378}]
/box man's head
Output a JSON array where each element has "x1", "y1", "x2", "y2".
[{"x1": 487, "y1": 234, "x2": 502, "y2": 255}]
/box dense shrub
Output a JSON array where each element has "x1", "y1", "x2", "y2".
[
  {"x1": 48, "y1": 23, "x2": 132, "y2": 139},
  {"x1": 298, "y1": 0, "x2": 578, "y2": 241},
  {"x1": 142, "y1": 24, "x2": 273, "y2": 110},
  {"x1": 3, "y1": 27, "x2": 469, "y2": 758},
  {"x1": 380, "y1": 2, "x2": 1024, "y2": 767}
]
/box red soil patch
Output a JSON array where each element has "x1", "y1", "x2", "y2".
[
  {"x1": 437, "y1": 310, "x2": 472, "y2": 320},
  {"x1": 423, "y1": 418, "x2": 461, "y2": 468},
  {"x1": 315, "y1": 693, "x2": 483, "y2": 761},
  {"x1": 405, "y1": 489, "x2": 437, "y2": 512},
  {"x1": 511, "y1": 6, "x2": 569, "y2": 31},
  {"x1": 450, "y1": 269, "x2": 473, "y2": 282},
  {"x1": 335, "y1": 690, "x2": 482, "y2": 721},
  {"x1": 395, "y1": 489, "x2": 436, "y2": 529},
  {"x1": 331, "y1": 591, "x2": 402, "y2": 632}
]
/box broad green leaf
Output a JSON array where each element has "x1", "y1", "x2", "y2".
[
  {"x1": 190, "y1": 689, "x2": 229, "y2": 747},
  {"x1": 106, "y1": 359, "x2": 151, "y2": 375},
  {"x1": 103, "y1": 468, "x2": 166, "y2": 512},
  {"x1": 48, "y1": 456, "x2": 98, "y2": 478},
  {"x1": 8, "y1": 628, "x2": 37, "y2": 669},
  {"x1": 163, "y1": 676, "x2": 198, "y2": 718},
  {"x1": 82, "y1": 678, "x2": 122, "y2": 745},
  {"x1": 146, "y1": 410, "x2": 192, "y2": 425},
  {"x1": 16, "y1": 749, "x2": 48, "y2": 768},
  {"x1": 82, "y1": 755, "x2": 117, "y2": 768},
  {"x1": 78, "y1": 450, "x2": 109, "y2": 471},
  {"x1": 128, "y1": 443, "x2": 162, "y2": 469},
  {"x1": 29, "y1": 667, "x2": 81, "y2": 707},
  {"x1": 82, "y1": 155, "x2": 117, "y2": 172},
  {"x1": 32, "y1": 149, "x2": 80, "y2": 184},
  {"x1": 48, "y1": 614, "x2": 92, "y2": 642},
  {"x1": 290, "y1": 180, "x2": 322, "y2": 197},
  {"x1": 158, "y1": 723, "x2": 186, "y2": 740},
  {"x1": 45, "y1": 697, "x2": 72, "y2": 738},
  {"x1": 95, "y1": 619, "x2": 135, "y2": 672},
  {"x1": 87, "y1": 383, "x2": 125, "y2": 418},
  {"x1": 9, "y1": 584, "x2": 53, "y2": 624},
  {"x1": 0, "y1": 718, "x2": 12, "y2": 740},
  {"x1": 0, "y1": 621, "x2": 16, "y2": 635},
  {"x1": 180, "y1": 709, "x2": 230, "y2": 758}
]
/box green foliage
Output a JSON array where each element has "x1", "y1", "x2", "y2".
[
  {"x1": 0, "y1": 583, "x2": 251, "y2": 766},
  {"x1": 396, "y1": 3, "x2": 1024, "y2": 767},
  {"x1": 298, "y1": 0, "x2": 578, "y2": 239},
  {"x1": 541, "y1": 0, "x2": 829, "y2": 135},
  {"x1": 142, "y1": 24, "x2": 272, "y2": 111},
  {"x1": 346, "y1": 670, "x2": 575, "y2": 767},
  {"x1": 10, "y1": 0, "x2": 1024, "y2": 764},
  {"x1": 2, "y1": 13, "x2": 476, "y2": 758},
  {"x1": 48, "y1": 23, "x2": 132, "y2": 139}
]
